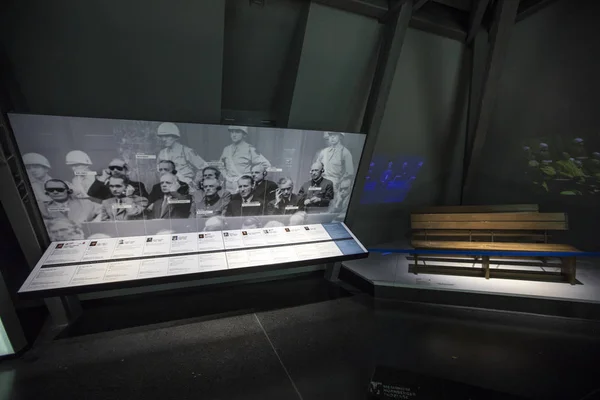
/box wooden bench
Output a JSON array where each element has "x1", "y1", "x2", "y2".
[
  {"x1": 412, "y1": 204, "x2": 539, "y2": 214},
  {"x1": 410, "y1": 208, "x2": 580, "y2": 284}
]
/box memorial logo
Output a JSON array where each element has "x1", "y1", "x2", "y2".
[
  {"x1": 146, "y1": 237, "x2": 153, "y2": 242},
  {"x1": 369, "y1": 382, "x2": 383, "y2": 395},
  {"x1": 242, "y1": 231, "x2": 248, "y2": 236},
  {"x1": 223, "y1": 232, "x2": 229, "y2": 237},
  {"x1": 198, "y1": 234, "x2": 204, "y2": 239},
  {"x1": 172, "y1": 236, "x2": 178, "y2": 241},
  {"x1": 56, "y1": 244, "x2": 64, "y2": 249},
  {"x1": 285, "y1": 228, "x2": 290, "y2": 232},
  {"x1": 90, "y1": 241, "x2": 97, "y2": 246},
  {"x1": 304, "y1": 226, "x2": 310, "y2": 230},
  {"x1": 118, "y1": 239, "x2": 124, "y2": 245}
]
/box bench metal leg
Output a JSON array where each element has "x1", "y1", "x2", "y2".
[
  {"x1": 561, "y1": 257, "x2": 576, "y2": 285},
  {"x1": 413, "y1": 254, "x2": 419, "y2": 275},
  {"x1": 482, "y1": 256, "x2": 490, "y2": 280}
]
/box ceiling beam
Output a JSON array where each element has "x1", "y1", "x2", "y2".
[
  {"x1": 466, "y1": 0, "x2": 491, "y2": 44},
  {"x1": 516, "y1": 0, "x2": 560, "y2": 22},
  {"x1": 311, "y1": 0, "x2": 388, "y2": 20},
  {"x1": 414, "y1": 0, "x2": 430, "y2": 12},
  {"x1": 381, "y1": 0, "x2": 409, "y2": 23},
  {"x1": 462, "y1": 0, "x2": 519, "y2": 198},
  {"x1": 410, "y1": 1, "x2": 468, "y2": 42}
]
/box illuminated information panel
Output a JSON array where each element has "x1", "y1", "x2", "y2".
[{"x1": 19, "y1": 223, "x2": 367, "y2": 297}]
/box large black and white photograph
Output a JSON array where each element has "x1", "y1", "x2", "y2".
[{"x1": 9, "y1": 114, "x2": 366, "y2": 242}]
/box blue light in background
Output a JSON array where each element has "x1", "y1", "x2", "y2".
[{"x1": 360, "y1": 155, "x2": 424, "y2": 204}]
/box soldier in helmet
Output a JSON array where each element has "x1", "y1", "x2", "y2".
[
  {"x1": 537, "y1": 143, "x2": 556, "y2": 192},
  {"x1": 23, "y1": 152, "x2": 53, "y2": 202},
  {"x1": 66, "y1": 150, "x2": 96, "y2": 199},
  {"x1": 156, "y1": 122, "x2": 207, "y2": 189},
  {"x1": 571, "y1": 138, "x2": 587, "y2": 160},
  {"x1": 315, "y1": 131, "x2": 354, "y2": 191},
  {"x1": 220, "y1": 126, "x2": 270, "y2": 193}
]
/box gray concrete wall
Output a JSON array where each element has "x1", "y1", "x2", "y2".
[
  {"x1": 287, "y1": 3, "x2": 380, "y2": 132},
  {"x1": 351, "y1": 28, "x2": 469, "y2": 246},
  {"x1": 0, "y1": 0, "x2": 225, "y2": 123}
]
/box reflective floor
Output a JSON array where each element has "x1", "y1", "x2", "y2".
[{"x1": 1, "y1": 275, "x2": 600, "y2": 399}]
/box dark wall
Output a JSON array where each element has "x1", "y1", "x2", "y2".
[
  {"x1": 465, "y1": 0, "x2": 600, "y2": 250},
  {"x1": 0, "y1": 0, "x2": 225, "y2": 123},
  {"x1": 350, "y1": 28, "x2": 469, "y2": 246}
]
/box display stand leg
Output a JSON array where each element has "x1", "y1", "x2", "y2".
[
  {"x1": 44, "y1": 296, "x2": 82, "y2": 328},
  {"x1": 324, "y1": 262, "x2": 341, "y2": 282}
]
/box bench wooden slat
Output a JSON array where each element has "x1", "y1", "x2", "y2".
[
  {"x1": 412, "y1": 204, "x2": 539, "y2": 213},
  {"x1": 411, "y1": 221, "x2": 568, "y2": 230},
  {"x1": 411, "y1": 212, "x2": 565, "y2": 222},
  {"x1": 412, "y1": 240, "x2": 580, "y2": 252},
  {"x1": 412, "y1": 230, "x2": 546, "y2": 239}
]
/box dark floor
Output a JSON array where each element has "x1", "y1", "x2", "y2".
[{"x1": 2, "y1": 275, "x2": 600, "y2": 400}]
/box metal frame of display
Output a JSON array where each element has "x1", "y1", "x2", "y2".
[{"x1": 20, "y1": 248, "x2": 367, "y2": 299}]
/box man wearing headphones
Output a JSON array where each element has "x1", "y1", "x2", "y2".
[
  {"x1": 251, "y1": 164, "x2": 278, "y2": 204},
  {"x1": 148, "y1": 173, "x2": 192, "y2": 219},
  {"x1": 147, "y1": 160, "x2": 190, "y2": 204},
  {"x1": 298, "y1": 161, "x2": 334, "y2": 213},
  {"x1": 266, "y1": 177, "x2": 302, "y2": 215},
  {"x1": 224, "y1": 175, "x2": 266, "y2": 217},
  {"x1": 99, "y1": 176, "x2": 148, "y2": 221},
  {"x1": 39, "y1": 179, "x2": 101, "y2": 223},
  {"x1": 88, "y1": 158, "x2": 149, "y2": 201},
  {"x1": 190, "y1": 177, "x2": 230, "y2": 218},
  {"x1": 196, "y1": 166, "x2": 232, "y2": 204}
]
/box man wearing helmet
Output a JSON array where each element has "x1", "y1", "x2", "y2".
[
  {"x1": 23, "y1": 152, "x2": 53, "y2": 202},
  {"x1": 66, "y1": 150, "x2": 96, "y2": 199},
  {"x1": 315, "y1": 132, "x2": 354, "y2": 190},
  {"x1": 220, "y1": 126, "x2": 271, "y2": 193},
  {"x1": 156, "y1": 122, "x2": 207, "y2": 189}
]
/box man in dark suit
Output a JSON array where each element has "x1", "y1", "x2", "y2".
[
  {"x1": 298, "y1": 161, "x2": 334, "y2": 213},
  {"x1": 190, "y1": 178, "x2": 229, "y2": 218},
  {"x1": 100, "y1": 176, "x2": 148, "y2": 221},
  {"x1": 251, "y1": 164, "x2": 277, "y2": 204},
  {"x1": 266, "y1": 177, "x2": 302, "y2": 215},
  {"x1": 148, "y1": 173, "x2": 191, "y2": 219},
  {"x1": 88, "y1": 158, "x2": 149, "y2": 200},
  {"x1": 147, "y1": 160, "x2": 189, "y2": 204},
  {"x1": 224, "y1": 175, "x2": 265, "y2": 217}
]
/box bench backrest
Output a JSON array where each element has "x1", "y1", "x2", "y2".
[
  {"x1": 411, "y1": 212, "x2": 568, "y2": 231},
  {"x1": 412, "y1": 204, "x2": 539, "y2": 214}
]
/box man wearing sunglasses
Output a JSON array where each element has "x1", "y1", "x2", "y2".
[
  {"x1": 87, "y1": 158, "x2": 149, "y2": 201},
  {"x1": 99, "y1": 176, "x2": 148, "y2": 221},
  {"x1": 39, "y1": 179, "x2": 101, "y2": 223}
]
